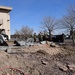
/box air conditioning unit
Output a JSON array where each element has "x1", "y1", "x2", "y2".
[{"x1": 0, "y1": 19, "x2": 3, "y2": 25}]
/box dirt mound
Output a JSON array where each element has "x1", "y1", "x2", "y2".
[{"x1": 0, "y1": 43, "x2": 70, "y2": 75}]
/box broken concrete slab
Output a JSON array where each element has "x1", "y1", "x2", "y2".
[
  {"x1": 0, "y1": 46, "x2": 8, "y2": 51},
  {"x1": 6, "y1": 46, "x2": 25, "y2": 54}
]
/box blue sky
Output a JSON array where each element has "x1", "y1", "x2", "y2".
[{"x1": 0, "y1": 0, "x2": 75, "y2": 34}]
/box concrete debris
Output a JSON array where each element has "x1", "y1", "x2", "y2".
[
  {"x1": 0, "y1": 46, "x2": 8, "y2": 51},
  {"x1": 14, "y1": 41, "x2": 40, "y2": 47},
  {"x1": 6, "y1": 46, "x2": 25, "y2": 54},
  {"x1": 50, "y1": 42, "x2": 60, "y2": 47},
  {"x1": 14, "y1": 38, "x2": 35, "y2": 46},
  {"x1": 50, "y1": 42, "x2": 56, "y2": 47},
  {"x1": 26, "y1": 38, "x2": 34, "y2": 43},
  {"x1": 14, "y1": 38, "x2": 43, "y2": 47},
  {"x1": 41, "y1": 60, "x2": 48, "y2": 65},
  {"x1": 59, "y1": 65, "x2": 68, "y2": 72},
  {"x1": 0, "y1": 40, "x2": 73, "y2": 75},
  {"x1": 59, "y1": 43, "x2": 66, "y2": 46},
  {"x1": 67, "y1": 64, "x2": 75, "y2": 71},
  {"x1": 57, "y1": 62, "x2": 75, "y2": 72},
  {"x1": 17, "y1": 41, "x2": 26, "y2": 46},
  {"x1": 25, "y1": 42, "x2": 34, "y2": 47},
  {"x1": 56, "y1": 61, "x2": 68, "y2": 72},
  {"x1": 36, "y1": 50, "x2": 49, "y2": 55},
  {"x1": 46, "y1": 41, "x2": 50, "y2": 45},
  {"x1": 40, "y1": 41, "x2": 46, "y2": 44},
  {"x1": 15, "y1": 40, "x2": 48, "y2": 47},
  {"x1": 7, "y1": 47, "x2": 14, "y2": 54}
]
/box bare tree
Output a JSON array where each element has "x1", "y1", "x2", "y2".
[
  {"x1": 21, "y1": 26, "x2": 33, "y2": 39},
  {"x1": 15, "y1": 30, "x2": 21, "y2": 35},
  {"x1": 14, "y1": 26, "x2": 33, "y2": 40},
  {"x1": 41, "y1": 16, "x2": 58, "y2": 40},
  {"x1": 60, "y1": 6, "x2": 75, "y2": 43},
  {"x1": 14, "y1": 30, "x2": 21, "y2": 40}
]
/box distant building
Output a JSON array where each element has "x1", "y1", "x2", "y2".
[{"x1": 0, "y1": 6, "x2": 12, "y2": 39}]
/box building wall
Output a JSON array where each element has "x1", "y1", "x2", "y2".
[{"x1": 0, "y1": 12, "x2": 10, "y2": 39}]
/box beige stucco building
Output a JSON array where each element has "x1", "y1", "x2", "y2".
[{"x1": 0, "y1": 6, "x2": 12, "y2": 39}]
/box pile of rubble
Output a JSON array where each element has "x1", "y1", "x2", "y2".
[
  {"x1": 0, "y1": 37, "x2": 75, "y2": 75},
  {"x1": 0, "y1": 38, "x2": 64, "y2": 75}
]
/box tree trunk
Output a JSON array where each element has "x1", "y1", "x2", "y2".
[
  {"x1": 71, "y1": 30, "x2": 75, "y2": 44},
  {"x1": 49, "y1": 30, "x2": 52, "y2": 41},
  {"x1": 72, "y1": 34, "x2": 74, "y2": 44}
]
